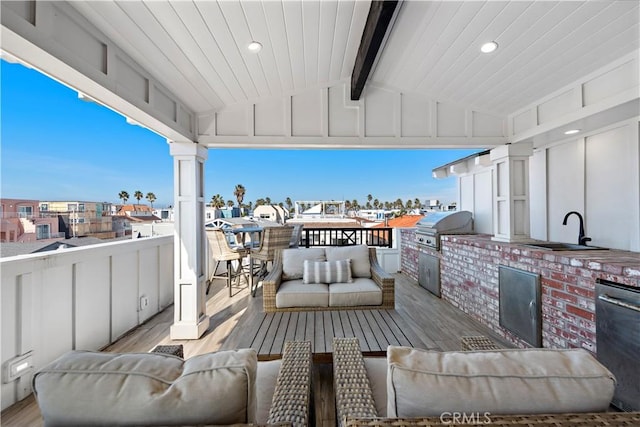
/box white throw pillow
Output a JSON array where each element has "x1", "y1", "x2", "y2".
[
  {"x1": 386, "y1": 346, "x2": 615, "y2": 417},
  {"x1": 303, "y1": 259, "x2": 353, "y2": 284},
  {"x1": 282, "y1": 248, "x2": 326, "y2": 280},
  {"x1": 325, "y1": 245, "x2": 371, "y2": 278}
]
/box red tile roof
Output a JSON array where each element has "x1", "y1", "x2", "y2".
[{"x1": 373, "y1": 215, "x2": 424, "y2": 228}]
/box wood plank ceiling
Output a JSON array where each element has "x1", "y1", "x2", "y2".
[
  {"x1": 375, "y1": 0, "x2": 640, "y2": 116},
  {"x1": 70, "y1": 0, "x2": 639, "y2": 120}
]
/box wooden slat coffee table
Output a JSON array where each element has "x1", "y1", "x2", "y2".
[{"x1": 234, "y1": 309, "x2": 428, "y2": 362}]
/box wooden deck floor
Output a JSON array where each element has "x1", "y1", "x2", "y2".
[{"x1": 1, "y1": 273, "x2": 510, "y2": 427}]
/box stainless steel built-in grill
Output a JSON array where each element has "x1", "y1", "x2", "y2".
[{"x1": 415, "y1": 211, "x2": 474, "y2": 251}]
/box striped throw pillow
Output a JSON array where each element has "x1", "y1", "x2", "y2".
[{"x1": 303, "y1": 259, "x2": 353, "y2": 284}]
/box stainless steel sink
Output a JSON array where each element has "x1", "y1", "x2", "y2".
[{"x1": 523, "y1": 242, "x2": 609, "y2": 251}]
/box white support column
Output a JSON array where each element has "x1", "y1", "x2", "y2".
[
  {"x1": 169, "y1": 141, "x2": 209, "y2": 339},
  {"x1": 491, "y1": 142, "x2": 533, "y2": 242}
]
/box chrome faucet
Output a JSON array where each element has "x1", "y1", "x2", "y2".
[{"x1": 562, "y1": 211, "x2": 591, "y2": 246}]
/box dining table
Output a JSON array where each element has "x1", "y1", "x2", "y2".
[{"x1": 228, "y1": 226, "x2": 263, "y2": 249}]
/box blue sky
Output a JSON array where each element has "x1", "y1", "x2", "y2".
[{"x1": 1, "y1": 60, "x2": 479, "y2": 208}]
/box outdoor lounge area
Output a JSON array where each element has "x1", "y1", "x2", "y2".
[{"x1": 2, "y1": 268, "x2": 640, "y2": 426}]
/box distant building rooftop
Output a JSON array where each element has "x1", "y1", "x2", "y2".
[{"x1": 127, "y1": 215, "x2": 162, "y2": 222}]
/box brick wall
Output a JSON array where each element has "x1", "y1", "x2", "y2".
[
  {"x1": 400, "y1": 228, "x2": 420, "y2": 281},
  {"x1": 399, "y1": 230, "x2": 640, "y2": 353}
]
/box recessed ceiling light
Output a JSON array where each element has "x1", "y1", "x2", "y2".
[
  {"x1": 564, "y1": 129, "x2": 581, "y2": 135},
  {"x1": 480, "y1": 41, "x2": 498, "y2": 53},
  {"x1": 247, "y1": 41, "x2": 262, "y2": 53}
]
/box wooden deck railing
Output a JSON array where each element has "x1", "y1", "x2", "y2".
[{"x1": 300, "y1": 227, "x2": 392, "y2": 248}]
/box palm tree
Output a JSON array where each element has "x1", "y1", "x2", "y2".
[
  {"x1": 414, "y1": 198, "x2": 421, "y2": 210},
  {"x1": 285, "y1": 197, "x2": 293, "y2": 213},
  {"x1": 406, "y1": 200, "x2": 413, "y2": 210},
  {"x1": 118, "y1": 190, "x2": 129, "y2": 205},
  {"x1": 367, "y1": 194, "x2": 373, "y2": 204},
  {"x1": 146, "y1": 192, "x2": 156, "y2": 208},
  {"x1": 210, "y1": 194, "x2": 225, "y2": 209},
  {"x1": 134, "y1": 190, "x2": 143, "y2": 205},
  {"x1": 227, "y1": 200, "x2": 234, "y2": 208},
  {"x1": 265, "y1": 196, "x2": 271, "y2": 205},
  {"x1": 233, "y1": 184, "x2": 246, "y2": 207},
  {"x1": 373, "y1": 199, "x2": 380, "y2": 209}
]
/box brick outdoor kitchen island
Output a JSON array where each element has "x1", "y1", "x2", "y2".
[{"x1": 401, "y1": 231, "x2": 640, "y2": 352}]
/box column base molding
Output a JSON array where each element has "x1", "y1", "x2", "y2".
[{"x1": 169, "y1": 315, "x2": 210, "y2": 340}]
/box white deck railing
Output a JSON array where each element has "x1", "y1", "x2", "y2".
[{"x1": 0, "y1": 235, "x2": 174, "y2": 410}]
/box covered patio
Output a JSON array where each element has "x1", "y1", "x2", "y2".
[{"x1": 1, "y1": 0, "x2": 639, "y2": 424}]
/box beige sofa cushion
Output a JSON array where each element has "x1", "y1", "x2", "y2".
[
  {"x1": 276, "y1": 279, "x2": 329, "y2": 308},
  {"x1": 329, "y1": 278, "x2": 382, "y2": 307},
  {"x1": 325, "y1": 245, "x2": 371, "y2": 278},
  {"x1": 33, "y1": 349, "x2": 258, "y2": 426},
  {"x1": 303, "y1": 259, "x2": 353, "y2": 284},
  {"x1": 364, "y1": 356, "x2": 389, "y2": 417},
  {"x1": 256, "y1": 359, "x2": 282, "y2": 424},
  {"x1": 386, "y1": 346, "x2": 616, "y2": 417},
  {"x1": 282, "y1": 248, "x2": 326, "y2": 280}
]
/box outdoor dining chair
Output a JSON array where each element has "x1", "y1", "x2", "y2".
[
  {"x1": 249, "y1": 225, "x2": 294, "y2": 296},
  {"x1": 206, "y1": 228, "x2": 250, "y2": 297},
  {"x1": 289, "y1": 223, "x2": 304, "y2": 248}
]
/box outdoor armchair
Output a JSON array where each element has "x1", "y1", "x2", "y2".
[
  {"x1": 289, "y1": 223, "x2": 304, "y2": 248},
  {"x1": 249, "y1": 225, "x2": 295, "y2": 296}
]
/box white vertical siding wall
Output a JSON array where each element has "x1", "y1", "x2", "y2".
[
  {"x1": 528, "y1": 151, "x2": 547, "y2": 240},
  {"x1": 585, "y1": 124, "x2": 639, "y2": 250},
  {"x1": 0, "y1": 236, "x2": 174, "y2": 410},
  {"x1": 459, "y1": 170, "x2": 494, "y2": 234},
  {"x1": 546, "y1": 140, "x2": 586, "y2": 242},
  {"x1": 532, "y1": 120, "x2": 640, "y2": 251}
]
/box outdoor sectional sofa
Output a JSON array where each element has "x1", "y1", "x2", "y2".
[
  {"x1": 332, "y1": 337, "x2": 640, "y2": 427},
  {"x1": 261, "y1": 245, "x2": 395, "y2": 312},
  {"x1": 33, "y1": 341, "x2": 312, "y2": 427}
]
